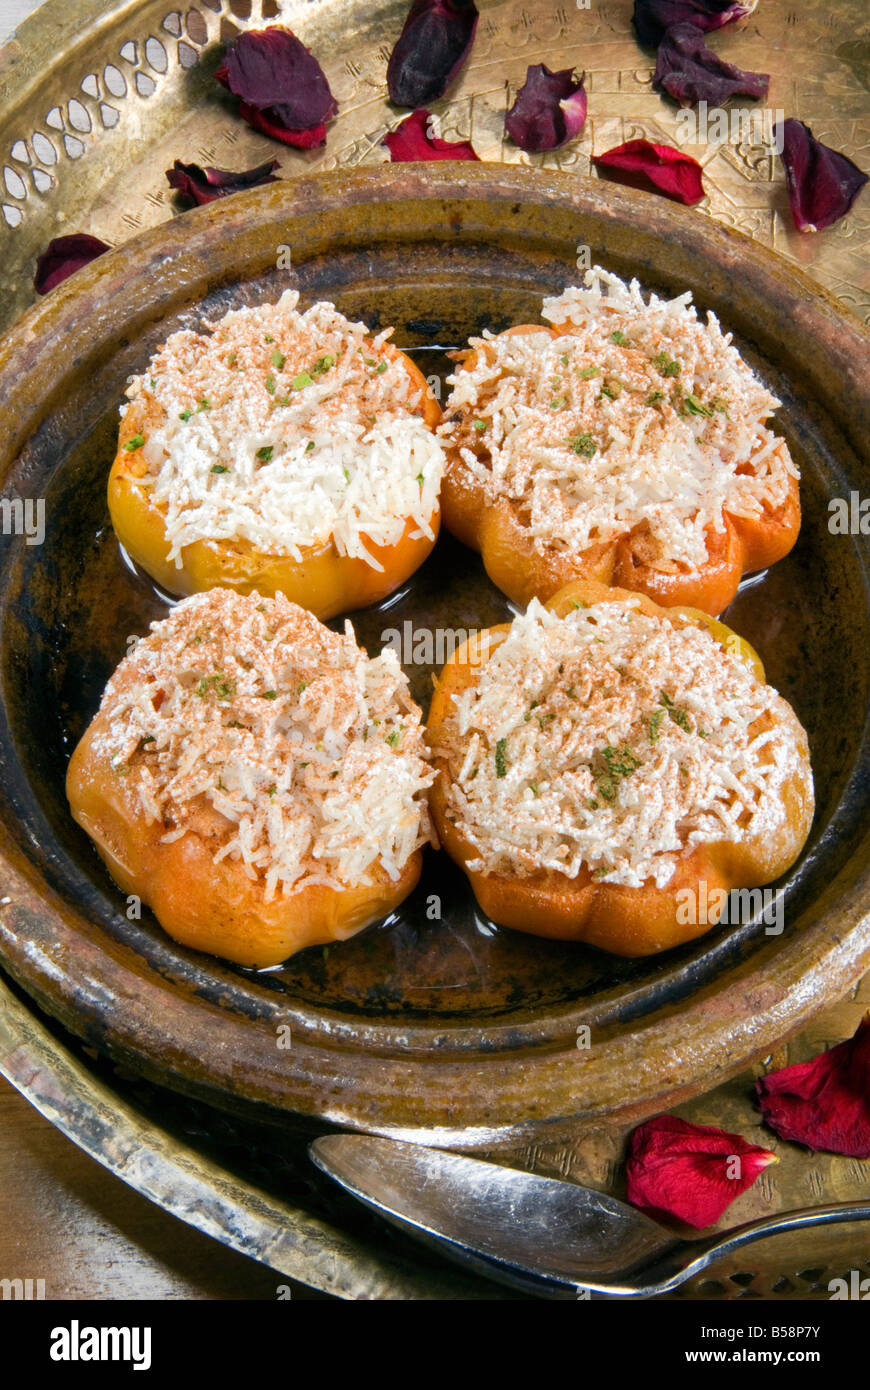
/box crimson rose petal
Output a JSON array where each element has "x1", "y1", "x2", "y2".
[
  {"x1": 592, "y1": 139, "x2": 705, "y2": 205},
  {"x1": 626, "y1": 1115, "x2": 776, "y2": 1229},
  {"x1": 387, "y1": 0, "x2": 479, "y2": 107},
  {"x1": 505, "y1": 64, "x2": 587, "y2": 153},
  {"x1": 34, "y1": 233, "x2": 110, "y2": 294},
  {"x1": 633, "y1": 0, "x2": 756, "y2": 47},
  {"x1": 215, "y1": 27, "x2": 337, "y2": 147},
  {"x1": 383, "y1": 108, "x2": 479, "y2": 161},
  {"x1": 756, "y1": 1015, "x2": 870, "y2": 1156},
  {"x1": 166, "y1": 158, "x2": 280, "y2": 206},
  {"x1": 775, "y1": 118, "x2": 869, "y2": 233},
  {"x1": 653, "y1": 23, "x2": 768, "y2": 106}
]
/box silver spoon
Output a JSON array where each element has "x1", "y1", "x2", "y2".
[{"x1": 310, "y1": 1134, "x2": 870, "y2": 1298}]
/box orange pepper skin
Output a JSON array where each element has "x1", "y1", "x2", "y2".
[
  {"x1": 441, "y1": 325, "x2": 801, "y2": 618},
  {"x1": 66, "y1": 712, "x2": 422, "y2": 967},
  {"x1": 425, "y1": 579, "x2": 814, "y2": 957},
  {"x1": 108, "y1": 345, "x2": 442, "y2": 621}
]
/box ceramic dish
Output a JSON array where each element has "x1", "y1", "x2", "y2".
[{"x1": 1, "y1": 165, "x2": 869, "y2": 1148}]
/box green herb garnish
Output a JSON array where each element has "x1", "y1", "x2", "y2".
[
  {"x1": 256, "y1": 446, "x2": 274, "y2": 462},
  {"x1": 648, "y1": 707, "x2": 666, "y2": 743},
  {"x1": 292, "y1": 371, "x2": 313, "y2": 390},
  {"x1": 494, "y1": 737, "x2": 508, "y2": 779},
  {"x1": 210, "y1": 464, "x2": 228, "y2": 473},
  {"x1": 123, "y1": 434, "x2": 145, "y2": 451},
  {"x1": 653, "y1": 351, "x2": 681, "y2": 378},
  {"x1": 660, "y1": 690, "x2": 691, "y2": 731},
  {"x1": 593, "y1": 745, "x2": 641, "y2": 801},
  {"x1": 196, "y1": 673, "x2": 236, "y2": 701},
  {"x1": 570, "y1": 433, "x2": 597, "y2": 457},
  {"x1": 271, "y1": 349, "x2": 285, "y2": 370}
]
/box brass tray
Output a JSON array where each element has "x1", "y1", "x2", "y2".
[
  {"x1": 1, "y1": 0, "x2": 868, "y2": 330},
  {"x1": 2, "y1": 164, "x2": 870, "y2": 1150},
  {"x1": 1, "y1": 0, "x2": 869, "y2": 1299}
]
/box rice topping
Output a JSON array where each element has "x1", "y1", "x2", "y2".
[
  {"x1": 123, "y1": 290, "x2": 444, "y2": 571},
  {"x1": 434, "y1": 596, "x2": 808, "y2": 889}
]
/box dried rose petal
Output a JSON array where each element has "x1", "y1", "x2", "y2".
[
  {"x1": 633, "y1": 0, "x2": 756, "y2": 47},
  {"x1": 653, "y1": 23, "x2": 768, "y2": 106},
  {"x1": 34, "y1": 233, "x2": 110, "y2": 294},
  {"x1": 215, "y1": 26, "x2": 337, "y2": 148},
  {"x1": 505, "y1": 64, "x2": 587, "y2": 153},
  {"x1": 383, "y1": 108, "x2": 479, "y2": 162},
  {"x1": 387, "y1": 0, "x2": 479, "y2": 107},
  {"x1": 756, "y1": 1016, "x2": 870, "y2": 1156},
  {"x1": 592, "y1": 139, "x2": 705, "y2": 205},
  {"x1": 166, "y1": 158, "x2": 280, "y2": 206},
  {"x1": 626, "y1": 1115, "x2": 776, "y2": 1229},
  {"x1": 775, "y1": 118, "x2": 869, "y2": 233}
]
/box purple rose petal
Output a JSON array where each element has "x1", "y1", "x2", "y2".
[
  {"x1": 633, "y1": 0, "x2": 756, "y2": 48},
  {"x1": 166, "y1": 159, "x2": 280, "y2": 206},
  {"x1": 505, "y1": 64, "x2": 587, "y2": 153},
  {"x1": 215, "y1": 26, "x2": 337, "y2": 147},
  {"x1": 653, "y1": 23, "x2": 769, "y2": 106},
  {"x1": 387, "y1": 0, "x2": 479, "y2": 107},
  {"x1": 776, "y1": 118, "x2": 869, "y2": 232},
  {"x1": 34, "y1": 233, "x2": 110, "y2": 294}
]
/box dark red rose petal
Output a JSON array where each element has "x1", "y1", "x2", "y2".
[
  {"x1": 775, "y1": 118, "x2": 869, "y2": 233},
  {"x1": 626, "y1": 1115, "x2": 776, "y2": 1229},
  {"x1": 215, "y1": 26, "x2": 337, "y2": 146},
  {"x1": 504, "y1": 64, "x2": 587, "y2": 153},
  {"x1": 387, "y1": 0, "x2": 479, "y2": 107},
  {"x1": 633, "y1": 0, "x2": 756, "y2": 47},
  {"x1": 166, "y1": 158, "x2": 280, "y2": 206},
  {"x1": 592, "y1": 139, "x2": 705, "y2": 205},
  {"x1": 653, "y1": 22, "x2": 768, "y2": 107},
  {"x1": 34, "y1": 233, "x2": 111, "y2": 294},
  {"x1": 383, "y1": 108, "x2": 479, "y2": 161},
  {"x1": 234, "y1": 102, "x2": 328, "y2": 149},
  {"x1": 757, "y1": 1015, "x2": 870, "y2": 1156}
]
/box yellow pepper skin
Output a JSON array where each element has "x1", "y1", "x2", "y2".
[
  {"x1": 426, "y1": 579, "x2": 814, "y2": 958},
  {"x1": 442, "y1": 325, "x2": 801, "y2": 618},
  {"x1": 66, "y1": 703, "x2": 422, "y2": 969},
  {"x1": 108, "y1": 345, "x2": 442, "y2": 620}
]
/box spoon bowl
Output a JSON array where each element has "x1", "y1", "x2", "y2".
[{"x1": 310, "y1": 1135, "x2": 870, "y2": 1298}]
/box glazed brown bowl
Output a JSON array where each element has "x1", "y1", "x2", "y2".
[{"x1": 1, "y1": 164, "x2": 869, "y2": 1149}]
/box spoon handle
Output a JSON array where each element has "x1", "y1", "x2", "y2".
[{"x1": 646, "y1": 1201, "x2": 870, "y2": 1297}]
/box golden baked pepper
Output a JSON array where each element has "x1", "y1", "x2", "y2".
[{"x1": 426, "y1": 579, "x2": 813, "y2": 957}]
